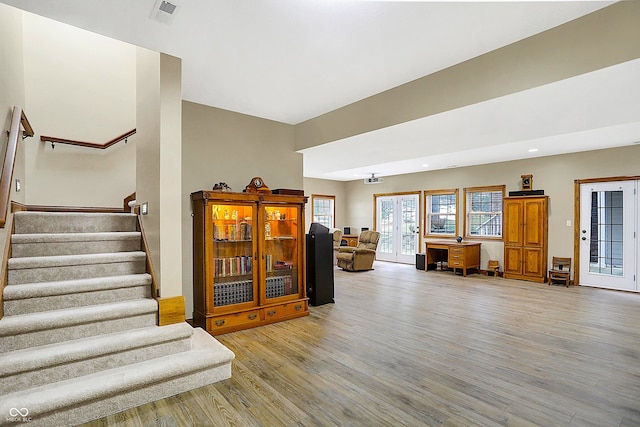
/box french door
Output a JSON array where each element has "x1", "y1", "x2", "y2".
[
  {"x1": 376, "y1": 194, "x2": 419, "y2": 264},
  {"x1": 579, "y1": 180, "x2": 638, "y2": 291}
]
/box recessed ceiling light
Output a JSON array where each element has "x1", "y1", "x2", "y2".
[
  {"x1": 528, "y1": 148, "x2": 539, "y2": 153},
  {"x1": 422, "y1": 164, "x2": 429, "y2": 168}
]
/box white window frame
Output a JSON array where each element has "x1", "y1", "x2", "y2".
[
  {"x1": 424, "y1": 189, "x2": 458, "y2": 237},
  {"x1": 311, "y1": 194, "x2": 335, "y2": 229},
  {"x1": 464, "y1": 185, "x2": 505, "y2": 239}
]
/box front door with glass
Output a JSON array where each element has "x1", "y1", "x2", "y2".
[
  {"x1": 579, "y1": 180, "x2": 638, "y2": 291},
  {"x1": 376, "y1": 194, "x2": 419, "y2": 264}
]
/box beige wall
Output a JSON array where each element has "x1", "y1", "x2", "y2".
[
  {"x1": 295, "y1": 1, "x2": 640, "y2": 150},
  {"x1": 136, "y1": 49, "x2": 183, "y2": 298},
  {"x1": 0, "y1": 3, "x2": 25, "y2": 149},
  {"x1": 303, "y1": 178, "x2": 347, "y2": 233},
  {"x1": 159, "y1": 54, "x2": 183, "y2": 297},
  {"x1": 181, "y1": 101, "x2": 303, "y2": 317},
  {"x1": 21, "y1": 13, "x2": 136, "y2": 208},
  {"x1": 317, "y1": 145, "x2": 640, "y2": 269},
  {"x1": 0, "y1": 3, "x2": 26, "y2": 257}
]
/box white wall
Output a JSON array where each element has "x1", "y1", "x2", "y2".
[{"x1": 22, "y1": 13, "x2": 136, "y2": 208}]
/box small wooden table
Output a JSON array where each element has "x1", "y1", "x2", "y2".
[{"x1": 425, "y1": 240, "x2": 481, "y2": 277}]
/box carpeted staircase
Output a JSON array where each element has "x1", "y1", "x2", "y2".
[{"x1": 0, "y1": 211, "x2": 234, "y2": 426}]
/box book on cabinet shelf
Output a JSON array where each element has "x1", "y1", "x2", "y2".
[
  {"x1": 214, "y1": 256, "x2": 252, "y2": 277},
  {"x1": 213, "y1": 221, "x2": 252, "y2": 241},
  {"x1": 214, "y1": 280, "x2": 253, "y2": 306}
]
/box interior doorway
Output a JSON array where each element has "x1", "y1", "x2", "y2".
[
  {"x1": 578, "y1": 179, "x2": 639, "y2": 291},
  {"x1": 375, "y1": 193, "x2": 420, "y2": 264}
]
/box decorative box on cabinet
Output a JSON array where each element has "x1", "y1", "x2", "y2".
[
  {"x1": 503, "y1": 196, "x2": 548, "y2": 283},
  {"x1": 191, "y1": 190, "x2": 309, "y2": 335}
]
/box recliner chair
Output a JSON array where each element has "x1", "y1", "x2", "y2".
[
  {"x1": 330, "y1": 228, "x2": 343, "y2": 265},
  {"x1": 336, "y1": 230, "x2": 380, "y2": 271}
]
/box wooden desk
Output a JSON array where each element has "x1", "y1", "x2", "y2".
[
  {"x1": 425, "y1": 240, "x2": 481, "y2": 277},
  {"x1": 342, "y1": 235, "x2": 359, "y2": 247}
]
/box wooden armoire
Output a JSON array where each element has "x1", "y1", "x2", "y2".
[{"x1": 503, "y1": 196, "x2": 548, "y2": 282}]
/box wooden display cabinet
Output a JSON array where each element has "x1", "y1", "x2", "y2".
[{"x1": 191, "y1": 190, "x2": 309, "y2": 335}]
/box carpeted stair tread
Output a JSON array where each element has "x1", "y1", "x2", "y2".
[
  {"x1": 13, "y1": 211, "x2": 137, "y2": 234},
  {"x1": 0, "y1": 323, "x2": 194, "y2": 378},
  {"x1": 8, "y1": 251, "x2": 146, "y2": 270},
  {"x1": 3, "y1": 274, "x2": 152, "y2": 300},
  {"x1": 11, "y1": 231, "x2": 142, "y2": 258},
  {"x1": 0, "y1": 328, "x2": 234, "y2": 424},
  {"x1": 11, "y1": 231, "x2": 141, "y2": 244},
  {"x1": 0, "y1": 299, "x2": 158, "y2": 337}
]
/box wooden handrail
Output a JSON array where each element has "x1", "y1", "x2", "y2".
[
  {"x1": 40, "y1": 129, "x2": 136, "y2": 150},
  {"x1": 20, "y1": 109, "x2": 34, "y2": 138},
  {"x1": 0, "y1": 106, "x2": 34, "y2": 228},
  {"x1": 123, "y1": 192, "x2": 136, "y2": 213},
  {"x1": 137, "y1": 215, "x2": 159, "y2": 300}
]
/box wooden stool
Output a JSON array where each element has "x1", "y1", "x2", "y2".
[
  {"x1": 487, "y1": 260, "x2": 500, "y2": 277},
  {"x1": 548, "y1": 257, "x2": 571, "y2": 287}
]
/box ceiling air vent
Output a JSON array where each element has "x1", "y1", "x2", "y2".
[
  {"x1": 159, "y1": 1, "x2": 177, "y2": 14},
  {"x1": 150, "y1": 0, "x2": 179, "y2": 25}
]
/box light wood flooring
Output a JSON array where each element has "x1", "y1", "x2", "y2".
[{"x1": 83, "y1": 262, "x2": 640, "y2": 426}]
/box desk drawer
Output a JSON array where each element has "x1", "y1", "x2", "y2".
[
  {"x1": 449, "y1": 259, "x2": 466, "y2": 268},
  {"x1": 448, "y1": 250, "x2": 466, "y2": 266},
  {"x1": 449, "y1": 246, "x2": 466, "y2": 255}
]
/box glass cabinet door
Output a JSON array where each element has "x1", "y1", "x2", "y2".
[
  {"x1": 262, "y1": 204, "x2": 301, "y2": 301},
  {"x1": 210, "y1": 202, "x2": 257, "y2": 309}
]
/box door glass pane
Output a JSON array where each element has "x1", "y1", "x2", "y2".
[
  {"x1": 379, "y1": 199, "x2": 393, "y2": 254},
  {"x1": 212, "y1": 203, "x2": 254, "y2": 307},
  {"x1": 589, "y1": 190, "x2": 623, "y2": 276},
  {"x1": 400, "y1": 198, "x2": 417, "y2": 256},
  {"x1": 264, "y1": 205, "x2": 299, "y2": 298}
]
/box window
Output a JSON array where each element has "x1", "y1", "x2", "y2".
[
  {"x1": 424, "y1": 189, "x2": 458, "y2": 237},
  {"x1": 464, "y1": 185, "x2": 505, "y2": 238},
  {"x1": 311, "y1": 195, "x2": 335, "y2": 229}
]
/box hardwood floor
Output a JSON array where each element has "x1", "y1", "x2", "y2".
[{"x1": 83, "y1": 262, "x2": 640, "y2": 427}]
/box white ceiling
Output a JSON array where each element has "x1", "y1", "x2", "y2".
[{"x1": 2, "y1": 0, "x2": 638, "y2": 181}]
